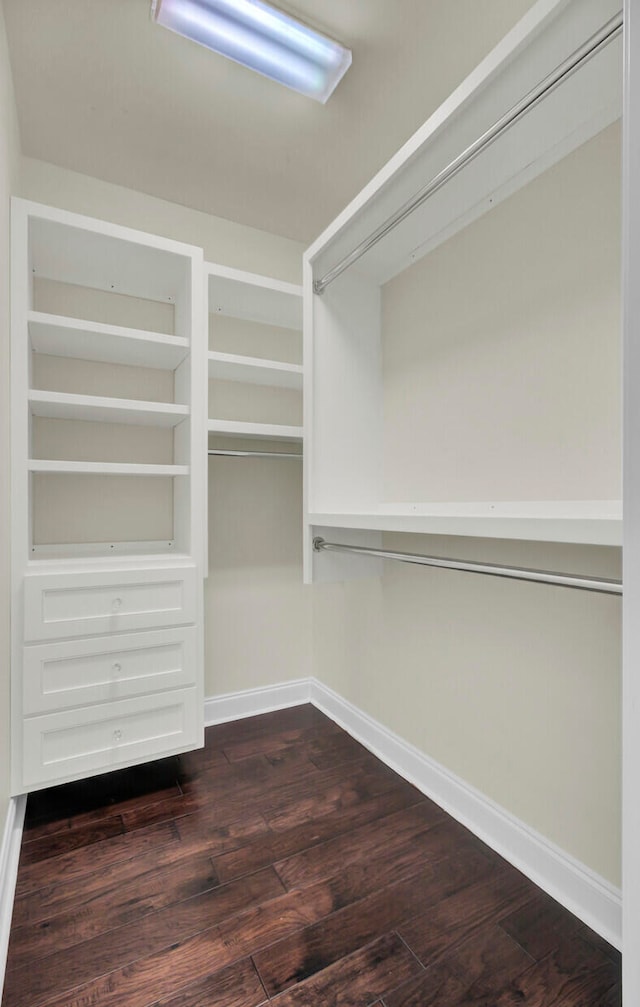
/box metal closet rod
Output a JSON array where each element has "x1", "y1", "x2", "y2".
[
  {"x1": 312, "y1": 538, "x2": 622, "y2": 595},
  {"x1": 208, "y1": 449, "x2": 302, "y2": 459},
  {"x1": 313, "y1": 11, "x2": 623, "y2": 295}
]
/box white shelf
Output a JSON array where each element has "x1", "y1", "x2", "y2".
[
  {"x1": 308, "y1": 501, "x2": 622, "y2": 547},
  {"x1": 208, "y1": 419, "x2": 303, "y2": 443},
  {"x1": 28, "y1": 203, "x2": 198, "y2": 305},
  {"x1": 207, "y1": 351, "x2": 302, "y2": 389},
  {"x1": 29, "y1": 390, "x2": 189, "y2": 427},
  {"x1": 29, "y1": 460, "x2": 189, "y2": 476},
  {"x1": 206, "y1": 262, "x2": 302, "y2": 330},
  {"x1": 28, "y1": 312, "x2": 189, "y2": 370}
]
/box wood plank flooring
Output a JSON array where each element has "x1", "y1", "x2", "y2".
[{"x1": 1, "y1": 704, "x2": 621, "y2": 1006}]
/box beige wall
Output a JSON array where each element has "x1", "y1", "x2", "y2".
[
  {"x1": 0, "y1": 0, "x2": 21, "y2": 826},
  {"x1": 382, "y1": 124, "x2": 621, "y2": 503},
  {"x1": 312, "y1": 125, "x2": 623, "y2": 887},
  {"x1": 313, "y1": 536, "x2": 621, "y2": 885},
  {"x1": 207, "y1": 453, "x2": 311, "y2": 694},
  {"x1": 19, "y1": 158, "x2": 302, "y2": 283}
]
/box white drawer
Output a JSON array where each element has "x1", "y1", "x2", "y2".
[
  {"x1": 23, "y1": 627, "x2": 198, "y2": 714},
  {"x1": 22, "y1": 688, "x2": 201, "y2": 788},
  {"x1": 24, "y1": 565, "x2": 197, "y2": 641}
]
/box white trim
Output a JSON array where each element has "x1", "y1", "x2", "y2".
[
  {"x1": 204, "y1": 679, "x2": 311, "y2": 727},
  {"x1": 309, "y1": 679, "x2": 621, "y2": 950},
  {"x1": 0, "y1": 796, "x2": 27, "y2": 999},
  {"x1": 203, "y1": 679, "x2": 621, "y2": 947}
]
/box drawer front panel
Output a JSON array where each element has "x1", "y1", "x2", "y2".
[
  {"x1": 24, "y1": 566, "x2": 197, "y2": 641},
  {"x1": 23, "y1": 627, "x2": 197, "y2": 714},
  {"x1": 23, "y1": 688, "x2": 200, "y2": 787}
]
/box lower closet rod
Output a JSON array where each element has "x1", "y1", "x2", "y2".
[
  {"x1": 208, "y1": 450, "x2": 302, "y2": 459},
  {"x1": 312, "y1": 537, "x2": 622, "y2": 595}
]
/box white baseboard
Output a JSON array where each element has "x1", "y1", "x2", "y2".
[
  {"x1": 202, "y1": 678, "x2": 622, "y2": 949},
  {"x1": 0, "y1": 795, "x2": 27, "y2": 998},
  {"x1": 309, "y1": 678, "x2": 622, "y2": 951},
  {"x1": 204, "y1": 679, "x2": 311, "y2": 727}
]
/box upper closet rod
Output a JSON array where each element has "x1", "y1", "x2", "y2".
[
  {"x1": 312, "y1": 538, "x2": 622, "y2": 595},
  {"x1": 208, "y1": 449, "x2": 302, "y2": 459},
  {"x1": 313, "y1": 11, "x2": 623, "y2": 295}
]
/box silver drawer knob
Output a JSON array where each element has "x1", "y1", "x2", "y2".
[
  {"x1": 112, "y1": 662, "x2": 122, "y2": 674},
  {"x1": 113, "y1": 729, "x2": 123, "y2": 742},
  {"x1": 112, "y1": 597, "x2": 122, "y2": 611}
]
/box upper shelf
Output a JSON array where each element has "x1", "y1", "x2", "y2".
[
  {"x1": 28, "y1": 312, "x2": 189, "y2": 370},
  {"x1": 208, "y1": 419, "x2": 303, "y2": 443},
  {"x1": 23, "y1": 200, "x2": 202, "y2": 307},
  {"x1": 308, "y1": 501, "x2": 622, "y2": 547},
  {"x1": 307, "y1": 0, "x2": 622, "y2": 287},
  {"x1": 207, "y1": 263, "x2": 302, "y2": 330},
  {"x1": 207, "y1": 351, "x2": 303, "y2": 389}
]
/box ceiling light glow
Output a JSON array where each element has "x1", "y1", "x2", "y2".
[{"x1": 151, "y1": 0, "x2": 352, "y2": 103}]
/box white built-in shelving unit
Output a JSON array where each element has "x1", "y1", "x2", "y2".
[
  {"x1": 303, "y1": 0, "x2": 623, "y2": 581},
  {"x1": 11, "y1": 199, "x2": 206, "y2": 793},
  {"x1": 206, "y1": 262, "x2": 303, "y2": 448}
]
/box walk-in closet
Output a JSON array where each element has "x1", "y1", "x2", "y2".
[{"x1": 0, "y1": 0, "x2": 637, "y2": 1004}]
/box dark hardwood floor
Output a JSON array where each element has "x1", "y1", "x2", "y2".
[{"x1": 2, "y1": 704, "x2": 621, "y2": 1006}]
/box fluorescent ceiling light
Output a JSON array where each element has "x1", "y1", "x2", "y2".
[{"x1": 151, "y1": 0, "x2": 352, "y2": 103}]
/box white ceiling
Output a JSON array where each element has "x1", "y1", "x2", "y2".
[{"x1": 4, "y1": 0, "x2": 536, "y2": 243}]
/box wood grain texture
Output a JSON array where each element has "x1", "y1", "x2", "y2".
[
  {"x1": 490, "y1": 936, "x2": 620, "y2": 1006},
  {"x1": 4, "y1": 869, "x2": 284, "y2": 1007},
  {"x1": 19, "y1": 815, "x2": 125, "y2": 864},
  {"x1": 273, "y1": 801, "x2": 446, "y2": 890},
  {"x1": 6, "y1": 855, "x2": 220, "y2": 968},
  {"x1": 253, "y1": 846, "x2": 496, "y2": 996},
  {"x1": 1, "y1": 704, "x2": 621, "y2": 1007},
  {"x1": 384, "y1": 925, "x2": 533, "y2": 1007},
  {"x1": 150, "y1": 958, "x2": 266, "y2": 1007},
  {"x1": 397, "y1": 867, "x2": 534, "y2": 967},
  {"x1": 14, "y1": 820, "x2": 182, "y2": 898},
  {"x1": 263, "y1": 932, "x2": 424, "y2": 1006},
  {"x1": 22, "y1": 758, "x2": 183, "y2": 839},
  {"x1": 213, "y1": 784, "x2": 425, "y2": 884}
]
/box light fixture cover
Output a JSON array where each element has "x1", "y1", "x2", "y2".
[{"x1": 151, "y1": 0, "x2": 352, "y2": 103}]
